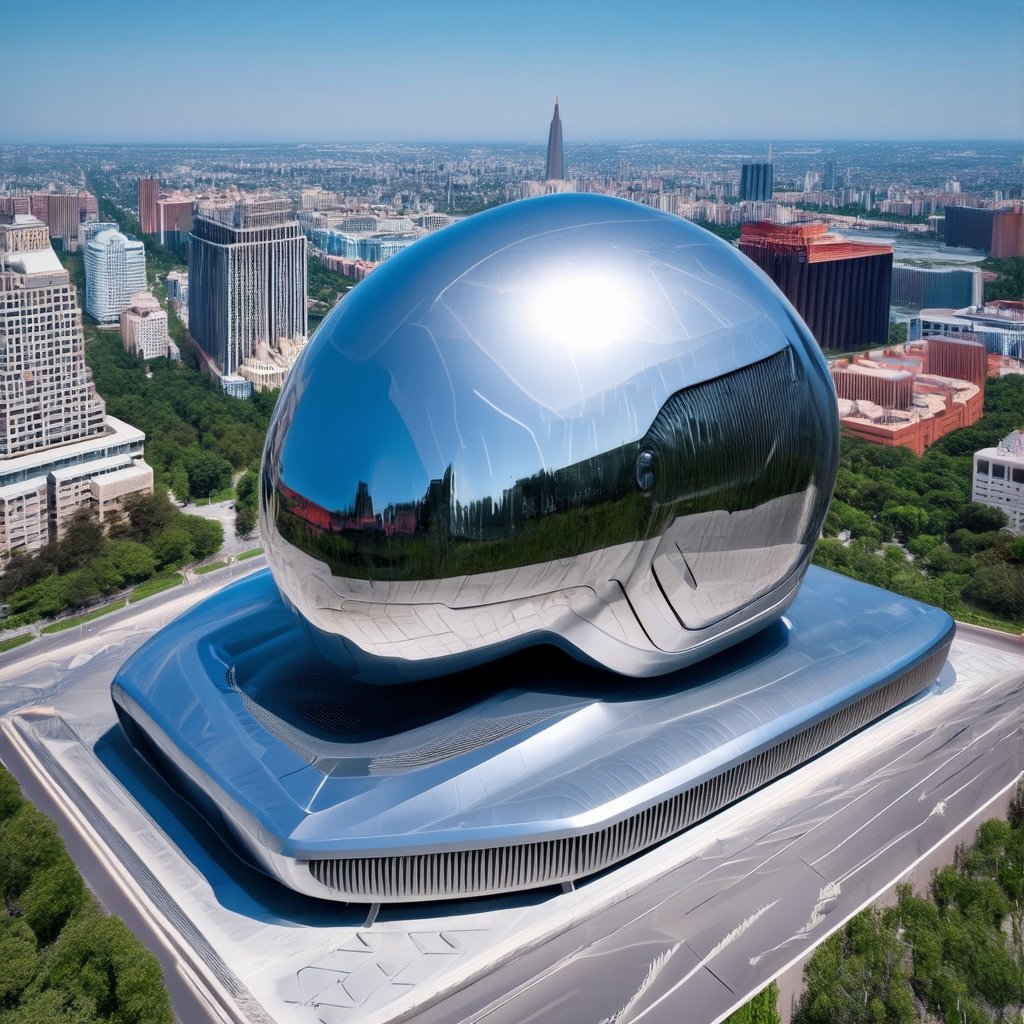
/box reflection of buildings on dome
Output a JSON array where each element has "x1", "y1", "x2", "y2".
[
  {"x1": 830, "y1": 337, "x2": 985, "y2": 455},
  {"x1": 188, "y1": 195, "x2": 307, "y2": 397},
  {"x1": 973, "y1": 431, "x2": 1024, "y2": 532},
  {"x1": 272, "y1": 346, "x2": 828, "y2": 613},
  {"x1": 740, "y1": 221, "x2": 892, "y2": 352},
  {"x1": 0, "y1": 216, "x2": 152, "y2": 556}
]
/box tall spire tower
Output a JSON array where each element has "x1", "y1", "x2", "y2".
[{"x1": 545, "y1": 97, "x2": 564, "y2": 181}]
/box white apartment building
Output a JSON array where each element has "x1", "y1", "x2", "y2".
[
  {"x1": 84, "y1": 228, "x2": 147, "y2": 324},
  {"x1": 973, "y1": 431, "x2": 1024, "y2": 532},
  {"x1": 0, "y1": 215, "x2": 153, "y2": 557}
]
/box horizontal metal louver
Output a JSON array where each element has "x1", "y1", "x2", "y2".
[{"x1": 308, "y1": 645, "x2": 946, "y2": 902}]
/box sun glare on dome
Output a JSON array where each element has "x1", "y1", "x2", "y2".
[{"x1": 529, "y1": 271, "x2": 634, "y2": 351}]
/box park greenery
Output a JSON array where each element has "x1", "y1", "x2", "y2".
[
  {"x1": 724, "y1": 983, "x2": 781, "y2": 1024},
  {"x1": 0, "y1": 765, "x2": 173, "y2": 1023},
  {"x1": 84, "y1": 332, "x2": 275, "y2": 502},
  {"x1": 695, "y1": 219, "x2": 741, "y2": 243},
  {"x1": 0, "y1": 494, "x2": 222, "y2": 629},
  {"x1": 307, "y1": 258, "x2": 357, "y2": 333},
  {"x1": 982, "y1": 257, "x2": 1024, "y2": 304},
  {"x1": 815, "y1": 374, "x2": 1024, "y2": 630},
  {"x1": 794, "y1": 796, "x2": 1024, "y2": 1024}
]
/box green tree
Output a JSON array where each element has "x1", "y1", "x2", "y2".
[
  {"x1": 955, "y1": 502, "x2": 1010, "y2": 534},
  {"x1": 118, "y1": 492, "x2": 176, "y2": 544},
  {"x1": 0, "y1": 805, "x2": 64, "y2": 905},
  {"x1": 167, "y1": 466, "x2": 190, "y2": 505},
  {"x1": 181, "y1": 515, "x2": 223, "y2": 560},
  {"x1": 150, "y1": 526, "x2": 192, "y2": 569},
  {"x1": 183, "y1": 447, "x2": 232, "y2": 500},
  {"x1": 234, "y1": 505, "x2": 257, "y2": 540},
  {"x1": 0, "y1": 917, "x2": 38, "y2": 1007},
  {"x1": 965, "y1": 560, "x2": 1024, "y2": 619},
  {"x1": 881, "y1": 504, "x2": 929, "y2": 542},
  {"x1": 38, "y1": 908, "x2": 173, "y2": 1024},
  {"x1": 19, "y1": 856, "x2": 85, "y2": 945},
  {"x1": 793, "y1": 907, "x2": 916, "y2": 1024}
]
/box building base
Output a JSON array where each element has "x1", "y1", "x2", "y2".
[{"x1": 111, "y1": 566, "x2": 953, "y2": 904}]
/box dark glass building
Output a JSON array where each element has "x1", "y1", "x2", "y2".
[
  {"x1": 944, "y1": 205, "x2": 995, "y2": 251},
  {"x1": 740, "y1": 221, "x2": 893, "y2": 352},
  {"x1": 740, "y1": 162, "x2": 773, "y2": 202}
]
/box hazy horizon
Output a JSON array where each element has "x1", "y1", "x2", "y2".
[{"x1": 7, "y1": 0, "x2": 1020, "y2": 146}]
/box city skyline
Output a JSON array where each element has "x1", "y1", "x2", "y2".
[{"x1": 4, "y1": 0, "x2": 1020, "y2": 144}]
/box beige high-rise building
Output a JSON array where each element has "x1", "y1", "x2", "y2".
[
  {"x1": 0, "y1": 214, "x2": 153, "y2": 556},
  {"x1": 121, "y1": 291, "x2": 170, "y2": 360}
]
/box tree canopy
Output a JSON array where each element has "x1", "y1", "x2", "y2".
[{"x1": 0, "y1": 766, "x2": 173, "y2": 1023}]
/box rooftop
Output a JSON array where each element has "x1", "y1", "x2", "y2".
[{"x1": 740, "y1": 221, "x2": 893, "y2": 262}]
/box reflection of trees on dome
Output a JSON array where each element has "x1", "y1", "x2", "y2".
[{"x1": 272, "y1": 350, "x2": 831, "y2": 582}]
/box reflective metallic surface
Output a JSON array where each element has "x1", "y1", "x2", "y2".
[
  {"x1": 262, "y1": 194, "x2": 839, "y2": 682},
  {"x1": 111, "y1": 566, "x2": 954, "y2": 902}
]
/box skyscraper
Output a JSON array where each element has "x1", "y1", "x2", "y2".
[
  {"x1": 138, "y1": 177, "x2": 159, "y2": 235},
  {"x1": 545, "y1": 98, "x2": 564, "y2": 181},
  {"x1": 740, "y1": 221, "x2": 892, "y2": 351},
  {"x1": 944, "y1": 205, "x2": 995, "y2": 250},
  {"x1": 28, "y1": 190, "x2": 97, "y2": 251},
  {"x1": 739, "y1": 163, "x2": 774, "y2": 202},
  {"x1": 188, "y1": 196, "x2": 307, "y2": 393},
  {"x1": 156, "y1": 195, "x2": 193, "y2": 257},
  {"x1": 0, "y1": 215, "x2": 152, "y2": 552},
  {"x1": 84, "y1": 228, "x2": 147, "y2": 324},
  {"x1": 823, "y1": 160, "x2": 837, "y2": 191}
]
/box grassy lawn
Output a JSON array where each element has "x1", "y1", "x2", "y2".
[
  {"x1": 955, "y1": 605, "x2": 1024, "y2": 635},
  {"x1": 195, "y1": 486, "x2": 235, "y2": 506},
  {"x1": 236, "y1": 547, "x2": 264, "y2": 561},
  {"x1": 0, "y1": 633, "x2": 35, "y2": 654},
  {"x1": 129, "y1": 573, "x2": 183, "y2": 603},
  {"x1": 195, "y1": 560, "x2": 229, "y2": 575},
  {"x1": 41, "y1": 600, "x2": 127, "y2": 634}
]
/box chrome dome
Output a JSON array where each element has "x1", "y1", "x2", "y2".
[{"x1": 261, "y1": 194, "x2": 839, "y2": 682}]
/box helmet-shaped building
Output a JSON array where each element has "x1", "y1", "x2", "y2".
[{"x1": 262, "y1": 194, "x2": 839, "y2": 683}]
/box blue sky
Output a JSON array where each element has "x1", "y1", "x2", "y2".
[{"x1": 6, "y1": 0, "x2": 1022, "y2": 142}]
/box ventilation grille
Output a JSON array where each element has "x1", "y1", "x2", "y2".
[{"x1": 309, "y1": 641, "x2": 947, "y2": 902}]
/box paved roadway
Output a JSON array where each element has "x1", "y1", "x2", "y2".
[
  {"x1": 0, "y1": 580, "x2": 1022, "y2": 1024},
  {"x1": 408, "y1": 637, "x2": 1024, "y2": 1024},
  {"x1": 0, "y1": 559, "x2": 266, "y2": 1024}
]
